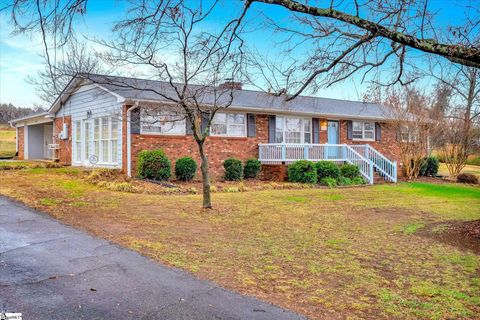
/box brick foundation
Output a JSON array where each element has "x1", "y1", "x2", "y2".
[
  {"x1": 261, "y1": 164, "x2": 288, "y2": 181},
  {"x1": 54, "y1": 116, "x2": 72, "y2": 165}
]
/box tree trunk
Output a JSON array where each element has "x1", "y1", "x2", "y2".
[{"x1": 197, "y1": 141, "x2": 212, "y2": 209}]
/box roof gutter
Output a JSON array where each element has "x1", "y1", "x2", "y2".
[{"x1": 126, "y1": 102, "x2": 140, "y2": 177}]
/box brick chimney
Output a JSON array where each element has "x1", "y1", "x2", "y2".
[{"x1": 218, "y1": 80, "x2": 242, "y2": 90}]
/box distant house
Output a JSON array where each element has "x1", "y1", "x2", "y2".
[{"x1": 10, "y1": 74, "x2": 399, "y2": 183}]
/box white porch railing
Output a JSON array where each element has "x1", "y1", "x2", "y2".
[
  {"x1": 258, "y1": 143, "x2": 375, "y2": 184},
  {"x1": 349, "y1": 145, "x2": 397, "y2": 183}
]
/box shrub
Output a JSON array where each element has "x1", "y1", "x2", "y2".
[
  {"x1": 175, "y1": 157, "x2": 197, "y2": 181},
  {"x1": 244, "y1": 159, "x2": 261, "y2": 179},
  {"x1": 351, "y1": 176, "x2": 366, "y2": 185},
  {"x1": 137, "y1": 149, "x2": 171, "y2": 181},
  {"x1": 288, "y1": 160, "x2": 317, "y2": 184},
  {"x1": 224, "y1": 158, "x2": 243, "y2": 181},
  {"x1": 457, "y1": 173, "x2": 479, "y2": 184},
  {"x1": 319, "y1": 177, "x2": 337, "y2": 188},
  {"x1": 315, "y1": 161, "x2": 340, "y2": 180},
  {"x1": 337, "y1": 176, "x2": 352, "y2": 186},
  {"x1": 419, "y1": 157, "x2": 439, "y2": 176},
  {"x1": 425, "y1": 157, "x2": 439, "y2": 176},
  {"x1": 210, "y1": 185, "x2": 217, "y2": 193},
  {"x1": 340, "y1": 164, "x2": 360, "y2": 179}
]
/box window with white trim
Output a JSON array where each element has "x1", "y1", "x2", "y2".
[
  {"x1": 352, "y1": 121, "x2": 375, "y2": 141},
  {"x1": 140, "y1": 107, "x2": 186, "y2": 135},
  {"x1": 275, "y1": 116, "x2": 311, "y2": 144},
  {"x1": 74, "y1": 121, "x2": 81, "y2": 161},
  {"x1": 90, "y1": 117, "x2": 119, "y2": 164},
  {"x1": 211, "y1": 112, "x2": 246, "y2": 137},
  {"x1": 399, "y1": 125, "x2": 419, "y2": 143},
  {"x1": 100, "y1": 117, "x2": 109, "y2": 162}
]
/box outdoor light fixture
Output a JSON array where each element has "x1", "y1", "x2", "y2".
[
  {"x1": 320, "y1": 119, "x2": 328, "y2": 130},
  {"x1": 86, "y1": 110, "x2": 92, "y2": 119}
]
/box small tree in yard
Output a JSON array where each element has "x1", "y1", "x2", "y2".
[
  {"x1": 429, "y1": 63, "x2": 480, "y2": 179},
  {"x1": 375, "y1": 87, "x2": 434, "y2": 180},
  {"x1": 4, "y1": 1, "x2": 249, "y2": 209}
]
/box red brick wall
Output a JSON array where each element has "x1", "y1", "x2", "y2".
[
  {"x1": 54, "y1": 116, "x2": 72, "y2": 165},
  {"x1": 127, "y1": 112, "x2": 401, "y2": 180},
  {"x1": 130, "y1": 114, "x2": 269, "y2": 179},
  {"x1": 339, "y1": 120, "x2": 401, "y2": 166},
  {"x1": 17, "y1": 127, "x2": 24, "y2": 160}
]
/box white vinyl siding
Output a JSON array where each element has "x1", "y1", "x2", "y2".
[
  {"x1": 275, "y1": 116, "x2": 311, "y2": 144},
  {"x1": 211, "y1": 112, "x2": 246, "y2": 137},
  {"x1": 352, "y1": 121, "x2": 375, "y2": 141},
  {"x1": 56, "y1": 84, "x2": 122, "y2": 168}
]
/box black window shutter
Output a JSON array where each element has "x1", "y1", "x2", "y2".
[
  {"x1": 268, "y1": 115, "x2": 276, "y2": 143},
  {"x1": 312, "y1": 118, "x2": 319, "y2": 144},
  {"x1": 347, "y1": 120, "x2": 353, "y2": 140},
  {"x1": 185, "y1": 116, "x2": 193, "y2": 135},
  {"x1": 131, "y1": 107, "x2": 141, "y2": 134},
  {"x1": 375, "y1": 122, "x2": 381, "y2": 141},
  {"x1": 247, "y1": 113, "x2": 256, "y2": 137},
  {"x1": 200, "y1": 112, "x2": 210, "y2": 136}
]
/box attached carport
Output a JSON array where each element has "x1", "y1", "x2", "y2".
[{"x1": 9, "y1": 112, "x2": 55, "y2": 160}]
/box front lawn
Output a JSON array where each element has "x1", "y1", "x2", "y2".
[
  {"x1": 0, "y1": 124, "x2": 16, "y2": 158},
  {"x1": 439, "y1": 162, "x2": 480, "y2": 179},
  {"x1": 0, "y1": 167, "x2": 479, "y2": 319}
]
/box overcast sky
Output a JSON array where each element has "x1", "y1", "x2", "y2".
[{"x1": 0, "y1": 0, "x2": 472, "y2": 109}]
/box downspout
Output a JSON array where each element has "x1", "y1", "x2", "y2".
[{"x1": 126, "y1": 102, "x2": 140, "y2": 177}]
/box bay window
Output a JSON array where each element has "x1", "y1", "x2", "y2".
[
  {"x1": 211, "y1": 112, "x2": 246, "y2": 137},
  {"x1": 352, "y1": 121, "x2": 375, "y2": 141},
  {"x1": 275, "y1": 116, "x2": 311, "y2": 144},
  {"x1": 140, "y1": 107, "x2": 186, "y2": 135}
]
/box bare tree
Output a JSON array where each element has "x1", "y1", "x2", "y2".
[
  {"x1": 367, "y1": 86, "x2": 434, "y2": 179},
  {"x1": 242, "y1": 0, "x2": 480, "y2": 99},
  {"x1": 28, "y1": 38, "x2": 103, "y2": 104},
  {"x1": 95, "y1": 1, "x2": 249, "y2": 208},
  {"x1": 430, "y1": 63, "x2": 480, "y2": 178}
]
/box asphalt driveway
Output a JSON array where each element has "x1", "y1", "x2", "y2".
[{"x1": 0, "y1": 197, "x2": 304, "y2": 320}]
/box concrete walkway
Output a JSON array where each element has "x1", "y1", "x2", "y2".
[{"x1": 0, "y1": 197, "x2": 304, "y2": 320}]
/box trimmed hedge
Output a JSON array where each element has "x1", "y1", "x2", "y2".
[
  {"x1": 224, "y1": 158, "x2": 243, "y2": 181},
  {"x1": 340, "y1": 164, "x2": 360, "y2": 179},
  {"x1": 244, "y1": 158, "x2": 261, "y2": 179},
  {"x1": 288, "y1": 160, "x2": 317, "y2": 184},
  {"x1": 175, "y1": 157, "x2": 197, "y2": 181},
  {"x1": 319, "y1": 177, "x2": 337, "y2": 187},
  {"x1": 137, "y1": 149, "x2": 171, "y2": 181},
  {"x1": 315, "y1": 161, "x2": 340, "y2": 179}
]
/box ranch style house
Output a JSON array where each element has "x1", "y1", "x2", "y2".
[{"x1": 10, "y1": 74, "x2": 401, "y2": 183}]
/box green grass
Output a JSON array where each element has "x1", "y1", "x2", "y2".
[
  {"x1": 402, "y1": 222, "x2": 426, "y2": 234},
  {"x1": 0, "y1": 169, "x2": 479, "y2": 319},
  {"x1": 0, "y1": 126, "x2": 16, "y2": 158}
]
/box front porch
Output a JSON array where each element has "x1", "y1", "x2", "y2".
[{"x1": 258, "y1": 143, "x2": 397, "y2": 184}]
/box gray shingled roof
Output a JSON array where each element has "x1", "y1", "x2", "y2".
[{"x1": 85, "y1": 74, "x2": 390, "y2": 120}]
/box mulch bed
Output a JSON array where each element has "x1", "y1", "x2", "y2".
[{"x1": 419, "y1": 220, "x2": 480, "y2": 255}]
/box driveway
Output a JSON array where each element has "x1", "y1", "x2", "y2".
[{"x1": 0, "y1": 197, "x2": 304, "y2": 320}]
